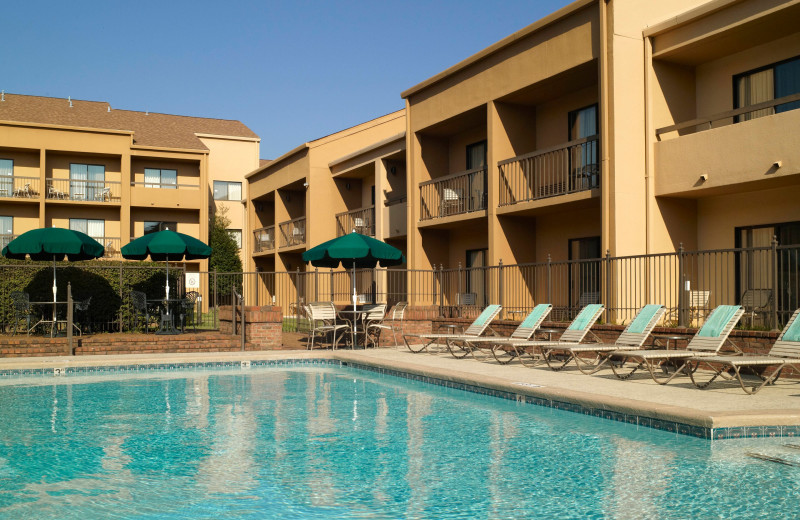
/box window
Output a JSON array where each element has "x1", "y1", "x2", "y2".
[
  {"x1": 70, "y1": 164, "x2": 105, "y2": 200},
  {"x1": 0, "y1": 159, "x2": 12, "y2": 197},
  {"x1": 568, "y1": 104, "x2": 599, "y2": 190},
  {"x1": 144, "y1": 221, "x2": 177, "y2": 234},
  {"x1": 735, "y1": 55, "x2": 800, "y2": 122},
  {"x1": 0, "y1": 216, "x2": 12, "y2": 248},
  {"x1": 144, "y1": 168, "x2": 177, "y2": 189},
  {"x1": 568, "y1": 236, "x2": 601, "y2": 317},
  {"x1": 213, "y1": 181, "x2": 242, "y2": 201},
  {"x1": 69, "y1": 218, "x2": 105, "y2": 239},
  {"x1": 465, "y1": 248, "x2": 488, "y2": 307},
  {"x1": 466, "y1": 141, "x2": 487, "y2": 170},
  {"x1": 227, "y1": 229, "x2": 242, "y2": 249}
]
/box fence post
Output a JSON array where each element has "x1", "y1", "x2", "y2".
[
  {"x1": 457, "y1": 262, "x2": 463, "y2": 318},
  {"x1": 315, "y1": 267, "x2": 319, "y2": 302},
  {"x1": 498, "y1": 259, "x2": 504, "y2": 319},
  {"x1": 678, "y1": 243, "x2": 687, "y2": 328},
  {"x1": 296, "y1": 267, "x2": 301, "y2": 318},
  {"x1": 213, "y1": 269, "x2": 218, "y2": 329},
  {"x1": 67, "y1": 282, "x2": 74, "y2": 356},
  {"x1": 254, "y1": 267, "x2": 260, "y2": 306},
  {"x1": 330, "y1": 269, "x2": 334, "y2": 302},
  {"x1": 439, "y1": 265, "x2": 445, "y2": 316},
  {"x1": 118, "y1": 263, "x2": 124, "y2": 332},
  {"x1": 772, "y1": 235, "x2": 779, "y2": 330},
  {"x1": 546, "y1": 254, "x2": 552, "y2": 307},
  {"x1": 605, "y1": 249, "x2": 611, "y2": 324}
]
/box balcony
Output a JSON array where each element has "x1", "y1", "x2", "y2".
[
  {"x1": 96, "y1": 237, "x2": 122, "y2": 259},
  {"x1": 46, "y1": 178, "x2": 120, "y2": 203},
  {"x1": 0, "y1": 234, "x2": 17, "y2": 249},
  {"x1": 498, "y1": 135, "x2": 600, "y2": 207},
  {"x1": 0, "y1": 177, "x2": 40, "y2": 199},
  {"x1": 253, "y1": 226, "x2": 275, "y2": 253},
  {"x1": 336, "y1": 206, "x2": 375, "y2": 237},
  {"x1": 655, "y1": 96, "x2": 800, "y2": 197},
  {"x1": 279, "y1": 217, "x2": 306, "y2": 249},
  {"x1": 130, "y1": 180, "x2": 201, "y2": 209},
  {"x1": 419, "y1": 167, "x2": 487, "y2": 221}
]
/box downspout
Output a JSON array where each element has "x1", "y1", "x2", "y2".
[
  {"x1": 599, "y1": 0, "x2": 611, "y2": 256},
  {"x1": 644, "y1": 35, "x2": 653, "y2": 254}
]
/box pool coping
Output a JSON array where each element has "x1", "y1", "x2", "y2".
[{"x1": 1, "y1": 350, "x2": 798, "y2": 440}]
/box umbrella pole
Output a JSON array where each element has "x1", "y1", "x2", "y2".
[
  {"x1": 52, "y1": 256, "x2": 57, "y2": 337},
  {"x1": 352, "y1": 261, "x2": 357, "y2": 348},
  {"x1": 165, "y1": 257, "x2": 170, "y2": 301}
]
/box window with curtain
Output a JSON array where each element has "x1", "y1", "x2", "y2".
[
  {"x1": 466, "y1": 141, "x2": 487, "y2": 170},
  {"x1": 70, "y1": 164, "x2": 105, "y2": 200},
  {"x1": 735, "y1": 56, "x2": 800, "y2": 122},
  {"x1": 144, "y1": 168, "x2": 177, "y2": 189},
  {"x1": 227, "y1": 229, "x2": 242, "y2": 249},
  {"x1": 213, "y1": 181, "x2": 242, "y2": 201},
  {"x1": 0, "y1": 216, "x2": 12, "y2": 248},
  {"x1": 144, "y1": 221, "x2": 177, "y2": 234},
  {"x1": 568, "y1": 104, "x2": 599, "y2": 190},
  {"x1": 69, "y1": 218, "x2": 105, "y2": 239},
  {"x1": 0, "y1": 159, "x2": 12, "y2": 197}
]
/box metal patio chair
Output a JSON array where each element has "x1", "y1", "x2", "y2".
[
  {"x1": 367, "y1": 301, "x2": 408, "y2": 349},
  {"x1": 130, "y1": 290, "x2": 153, "y2": 333},
  {"x1": 306, "y1": 302, "x2": 348, "y2": 350},
  {"x1": 180, "y1": 291, "x2": 200, "y2": 333},
  {"x1": 10, "y1": 291, "x2": 32, "y2": 335}
]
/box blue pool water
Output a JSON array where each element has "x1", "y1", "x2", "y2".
[{"x1": 0, "y1": 365, "x2": 797, "y2": 519}]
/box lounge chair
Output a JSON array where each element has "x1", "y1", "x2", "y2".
[
  {"x1": 456, "y1": 304, "x2": 552, "y2": 365},
  {"x1": 687, "y1": 308, "x2": 800, "y2": 394},
  {"x1": 540, "y1": 304, "x2": 666, "y2": 373},
  {"x1": 403, "y1": 304, "x2": 502, "y2": 355},
  {"x1": 506, "y1": 304, "x2": 605, "y2": 367},
  {"x1": 607, "y1": 305, "x2": 744, "y2": 384}
]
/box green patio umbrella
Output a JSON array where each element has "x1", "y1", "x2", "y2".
[
  {"x1": 303, "y1": 231, "x2": 405, "y2": 345},
  {"x1": 2, "y1": 227, "x2": 105, "y2": 329},
  {"x1": 121, "y1": 230, "x2": 212, "y2": 301}
]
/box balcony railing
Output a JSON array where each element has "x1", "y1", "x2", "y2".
[
  {"x1": 46, "y1": 178, "x2": 121, "y2": 202},
  {"x1": 498, "y1": 135, "x2": 600, "y2": 206},
  {"x1": 96, "y1": 237, "x2": 122, "y2": 258},
  {"x1": 0, "y1": 234, "x2": 17, "y2": 249},
  {"x1": 419, "y1": 167, "x2": 487, "y2": 221},
  {"x1": 253, "y1": 226, "x2": 275, "y2": 253},
  {"x1": 279, "y1": 217, "x2": 306, "y2": 248},
  {"x1": 336, "y1": 206, "x2": 375, "y2": 237},
  {"x1": 130, "y1": 181, "x2": 200, "y2": 189},
  {"x1": 0, "y1": 176, "x2": 40, "y2": 199},
  {"x1": 656, "y1": 92, "x2": 800, "y2": 140}
]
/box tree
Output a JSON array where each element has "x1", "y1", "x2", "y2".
[{"x1": 209, "y1": 208, "x2": 243, "y2": 273}]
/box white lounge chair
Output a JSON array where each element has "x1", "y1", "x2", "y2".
[
  {"x1": 457, "y1": 304, "x2": 552, "y2": 365},
  {"x1": 541, "y1": 304, "x2": 666, "y2": 373},
  {"x1": 607, "y1": 305, "x2": 744, "y2": 384},
  {"x1": 403, "y1": 304, "x2": 502, "y2": 355},
  {"x1": 688, "y1": 308, "x2": 800, "y2": 394}
]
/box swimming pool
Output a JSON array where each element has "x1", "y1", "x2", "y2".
[{"x1": 0, "y1": 364, "x2": 797, "y2": 519}]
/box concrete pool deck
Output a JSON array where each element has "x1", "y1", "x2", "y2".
[{"x1": 1, "y1": 347, "x2": 799, "y2": 437}]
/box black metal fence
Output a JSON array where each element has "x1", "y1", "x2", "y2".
[{"x1": 2, "y1": 242, "x2": 798, "y2": 335}]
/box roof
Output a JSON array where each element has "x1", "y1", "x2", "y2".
[
  {"x1": 259, "y1": 158, "x2": 273, "y2": 168},
  {"x1": 0, "y1": 93, "x2": 259, "y2": 151}
]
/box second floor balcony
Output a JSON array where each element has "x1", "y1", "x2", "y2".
[
  {"x1": 253, "y1": 225, "x2": 275, "y2": 253},
  {"x1": 279, "y1": 217, "x2": 306, "y2": 249},
  {"x1": 46, "y1": 178, "x2": 120, "y2": 203},
  {"x1": 498, "y1": 135, "x2": 600, "y2": 207},
  {"x1": 336, "y1": 206, "x2": 375, "y2": 237},
  {"x1": 0, "y1": 176, "x2": 40, "y2": 199},
  {"x1": 419, "y1": 167, "x2": 487, "y2": 221}
]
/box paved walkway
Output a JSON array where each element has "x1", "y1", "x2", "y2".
[{"x1": 1, "y1": 346, "x2": 799, "y2": 430}]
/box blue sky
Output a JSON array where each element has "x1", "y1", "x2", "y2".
[{"x1": 4, "y1": 0, "x2": 572, "y2": 159}]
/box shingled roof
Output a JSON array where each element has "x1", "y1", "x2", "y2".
[{"x1": 0, "y1": 93, "x2": 258, "y2": 151}]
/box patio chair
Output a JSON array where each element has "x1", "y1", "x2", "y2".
[
  {"x1": 10, "y1": 291, "x2": 32, "y2": 335},
  {"x1": 180, "y1": 291, "x2": 200, "y2": 333},
  {"x1": 687, "y1": 308, "x2": 800, "y2": 394},
  {"x1": 606, "y1": 305, "x2": 744, "y2": 384},
  {"x1": 47, "y1": 184, "x2": 64, "y2": 199},
  {"x1": 96, "y1": 187, "x2": 111, "y2": 202},
  {"x1": 440, "y1": 187, "x2": 463, "y2": 216},
  {"x1": 367, "y1": 302, "x2": 408, "y2": 348},
  {"x1": 740, "y1": 288, "x2": 772, "y2": 328},
  {"x1": 666, "y1": 290, "x2": 711, "y2": 326},
  {"x1": 360, "y1": 303, "x2": 386, "y2": 347},
  {"x1": 458, "y1": 304, "x2": 553, "y2": 365},
  {"x1": 540, "y1": 304, "x2": 666, "y2": 373},
  {"x1": 74, "y1": 296, "x2": 92, "y2": 334},
  {"x1": 130, "y1": 290, "x2": 153, "y2": 333},
  {"x1": 503, "y1": 304, "x2": 605, "y2": 367},
  {"x1": 402, "y1": 304, "x2": 502, "y2": 355},
  {"x1": 306, "y1": 302, "x2": 348, "y2": 350},
  {"x1": 15, "y1": 183, "x2": 31, "y2": 198}
]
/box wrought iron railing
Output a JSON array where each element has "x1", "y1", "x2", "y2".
[
  {"x1": 279, "y1": 217, "x2": 306, "y2": 248},
  {"x1": 419, "y1": 167, "x2": 487, "y2": 220},
  {"x1": 498, "y1": 135, "x2": 600, "y2": 206},
  {"x1": 253, "y1": 226, "x2": 275, "y2": 253},
  {"x1": 46, "y1": 178, "x2": 121, "y2": 202},
  {"x1": 336, "y1": 206, "x2": 375, "y2": 236},
  {"x1": 0, "y1": 176, "x2": 40, "y2": 199}
]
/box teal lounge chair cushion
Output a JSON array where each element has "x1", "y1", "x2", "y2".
[
  {"x1": 520, "y1": 304, "x2": 550, "y2": 329},
  {"x1": 568, "y1": 304, "x2": 603, "y2": 331},
  {"x1": 697, "y1": 305, "x2": 740, "y2": 337},
  {"x1": 627, "y1": 305, "x2": 662, "y2": 334},
  {"x1": 782, "y1": 316, "x2": 800, "y2": 342},
  {"x1": 475, "y1": 305, "x2": 501, "y2": 326}
]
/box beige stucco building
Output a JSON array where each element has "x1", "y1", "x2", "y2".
[{"x1": 0, "y1": 94, "x2": 260, "y2": 273}]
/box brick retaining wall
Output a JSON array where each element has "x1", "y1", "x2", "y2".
[{"x1": 219, "y1": 305, "x2": 283, "y2": 349}]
